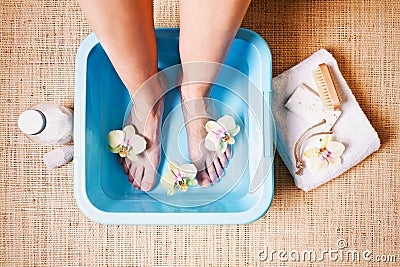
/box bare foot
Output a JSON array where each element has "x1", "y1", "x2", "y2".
[
  {"x1": 180, "y1": 88, "x2": 232, "y2": 187},
  {"x1": 120, "y1": 98, "x2": 163, "y2": 192}
]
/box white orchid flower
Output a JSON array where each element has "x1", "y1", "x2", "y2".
[
  {"x1": 108, "y1": 125, "x2": 146, "y2": 161},
  {"x1": 204, "y1": 115, "x2": 240, "y2": 154},
  {"x1": 160, "y1": 161, "x2": 198, "y2": 196},
  {"x1": 304, "y1": 135, "x2": 345, "y2": 171}
]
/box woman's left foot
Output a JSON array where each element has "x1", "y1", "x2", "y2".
[{"x1": 120, "y1": 98, "x2": 163, "y2": 192}]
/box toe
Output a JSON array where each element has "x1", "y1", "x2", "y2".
[
  {"x1": 122, "y1": 159, "x2": 130, "y2": 175},
  {"x1": 128, "y1": 172, "x2": 134, "y2": 184},
  {"x1": 132, "y1": 180, "x2": 140, "y2": 189},
  {"x1": 197, "y1": 170, "x2": 211, "y2": 187},
  {"x1": 214, "y1": 159, "x2": 224, "y2": 178},
  {"x1": 141, "y1": 165, "x2": 156, "y2": 192},
  {"x1": 218, "y1": 153, "x2": 228, "y2": 168},
  {"x1": 128, "y1": 165, "x2": 137, "y2": 184},
  {"x1": 206, "y1": 161, "x2": 218, "y2": 183},
  {"x1": 134, "y1": 166, "x2": 144, "y2": 187},
  {"x1": 225, "y1": 146, "x2": 232, "y2": 159},
  {"x1": 129, "y1": 173, "x2": 140, "y2": 189}
]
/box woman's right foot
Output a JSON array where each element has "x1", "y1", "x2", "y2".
[{"x1": 180, "y1": 86, "x2": 232, "y2": 187}]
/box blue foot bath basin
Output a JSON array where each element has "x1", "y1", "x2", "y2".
[{"x1": 74, "y1": 28, "x2": 274, "y2": 224}]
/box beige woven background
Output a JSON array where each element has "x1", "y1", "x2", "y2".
[{"x1": 1, "y1": 0, "x2": 399, "y2": 266}]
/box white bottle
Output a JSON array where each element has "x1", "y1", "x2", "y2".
[{"x1": 18, "y1": 103, "x2": 73, "y2": 145}]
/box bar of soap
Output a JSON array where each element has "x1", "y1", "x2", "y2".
[
  {"x1": 43, "y1": 145, "x2": 74, "y2": 169},
  {"x1": 284, "y1": 83, "x2": 342, "y2": 129}
]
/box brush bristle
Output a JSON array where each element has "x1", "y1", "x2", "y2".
[{"x1": 312, "y1": 64, "x2": 341, "y2": 110}]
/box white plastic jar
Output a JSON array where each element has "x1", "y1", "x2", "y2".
[{"x1": 18, "y1": 103, "x2": 73, "y2": 145}]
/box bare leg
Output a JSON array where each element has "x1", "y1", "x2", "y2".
[
  {"x1": 179, "y1": 0, "x2": 250, "y2": 186},
  {"x1": 78, "y1": 0, "x2": 162, "y2": 191}
]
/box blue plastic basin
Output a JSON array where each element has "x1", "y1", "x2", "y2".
[{"x1": 74, "y1": 28, "x2": 274, "y2": 224}]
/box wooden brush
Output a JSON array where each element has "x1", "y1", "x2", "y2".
[{"x1": 312, "y1": 63, "x2": 341, "y2": 110}]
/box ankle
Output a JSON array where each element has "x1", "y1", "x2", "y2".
[
  {"x1": 133, "y1": 97, "x2": 164, "y2": 118},
  {"x1": 180, "y1": 83, "x2": 211, "y2": 102},
  {"x1": 181, "y1": 97, "x2": 214, "y2": 121}
]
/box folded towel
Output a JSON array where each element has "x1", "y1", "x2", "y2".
[{"x1": 272, "y1": 49, "x2": 380, "y2": 191}]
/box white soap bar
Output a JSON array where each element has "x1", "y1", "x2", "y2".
[
  {"x1": 284, "y1": 83, "x2": 341, "y2": 129},
  {"x1": 43, "y1": 145, "x2": 74, "y2": 169}
]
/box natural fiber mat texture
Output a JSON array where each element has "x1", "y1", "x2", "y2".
[{"x1": 1, "y1": 0, "x2": 399, "y2": 266}]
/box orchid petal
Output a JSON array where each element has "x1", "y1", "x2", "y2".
[
  {"x1": 123, "y1": 125, "x2": 136, "y2": 140},
  {"x1": 229, "y1": 125, "x2": 240, "y2": 137},
  {"x1": 187, "y1": 179, "x2": 198, "y2": 186},
  {"x1": 162, "y1": 172, "x2": 179, "y2": 196},
  {"x1": 217, "y1": 115, "x2": 236, "y2": 131},
  {"x1": 327, "y1": 156, "x2": 341, "y2": 166},
  {"x1": 320, "y1": 135, "x2": 332, "y2": 147},
  {"x1": 304, "y1": 148, "x2": 319, "y2": 158},
  {"x1": 178, "y1": 164, "x2": 197, "y2": 179},
  {"x1": 205, "y1": 132, "x2": 220, "y2": 151},
  {"x1": 205, "y1": 120, "x2": 222, "y2": 133},
  {"x1": 108, "y1": 130, "x2": 124, "y2": 148},
  {"x1": 167, "y1": 189, "x2": 177, "y2": 196},
  {"x1": 168, "y1": 161, "x2": 180, "y2": 172},
  {"x1": 108, "y1": 145, "x2": 120, "y2": 154},
  {"x1": 217, "y1": 141, "x2": 228, "y2": 154},
  {"x1": 126, "y1": 151, "x2": 138, "y2": 161},
  {"x1": 130, "y1": 135, "x2": 147, "y2": 154},
  {"x1": 309, "y1": 157, "x2": 328, "y2": 171},
  {"x1": 161, "y1": 171, "x2": 176, "y2": 191},
  {"x1": 327, "y1": 141, "x2": 345, "y2": 158}
]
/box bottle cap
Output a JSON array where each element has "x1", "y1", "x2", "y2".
[{"x1": 18, "y1": 110, "x2": 46, "y2": 135}]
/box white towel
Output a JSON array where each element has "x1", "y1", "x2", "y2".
[{"x1": 272, "y1": 49, "x2": 380, "y2": 191}]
